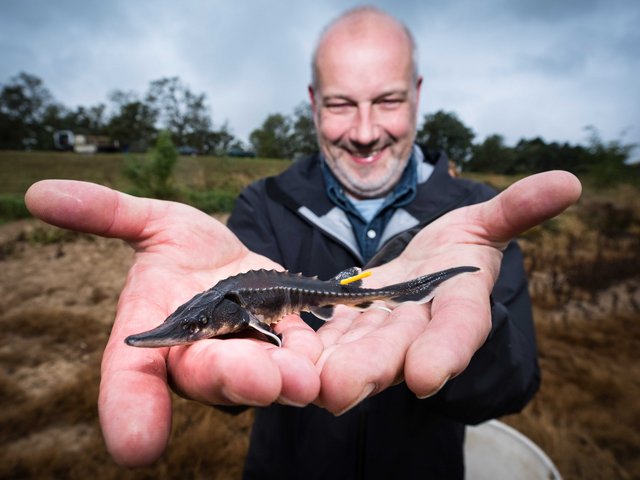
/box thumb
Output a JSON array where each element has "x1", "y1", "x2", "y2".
[
  {"x1": 25, "y1": 179, "x2": 159, "y2": 241},
  {"x1": 473, "y1": 170, "x2": 582, "y2": 244}
]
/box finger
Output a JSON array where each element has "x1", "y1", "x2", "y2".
[
  {"x1": 99, "y1": 345, "x2": 172, "y2": 467},
  {"x1": 99, "y1": 296, "x2": 174, "y2": 466},
  {"x1": 315, "y1": 306, "x2": 362, "y2": 347},
  {"x1": 276, "y1": 314, "x2": 324, "y2": 363},
  {"x1": 166, "y1": 319, "x2": 324, "y2": 408},
  {"x1": 167, "y1": 340, "x2": 283, "y2": 406},
  {"x1": 318, "y1": 303, "x2": 429, "y2": 415},
  {"x1": 25, "y1": 179, "x2": 253, "y2": 271},
  {"x1": 25, "y1": 179, "x2": 157, "y2": 241},
  {"x1": 274, "y1": 315, "x2": 323, "y2": 405},
  {"x1": 272, "y1": 349, "x2": 321, "y2": 406},
  {"x1": 404, "y1": 279, "x2": 492, "y2": 398},
  {"x1": 472, "y1": 170, "x2": 582, "y2": 243}
]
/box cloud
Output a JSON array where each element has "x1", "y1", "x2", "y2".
[{"x1": 1, "y1": 0, "x2": 638, "y2": 153}]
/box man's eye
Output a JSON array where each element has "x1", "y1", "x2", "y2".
[
  {"x1": 325, "y1": 103, "x2": 353, "y2": 113},
  {"x1": 377, "y1": 98, "x2": 403, "y2": 109}
]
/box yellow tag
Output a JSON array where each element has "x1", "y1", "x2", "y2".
[{"x1": 339, "y1": 270, "x2": 372, "y2": 285}]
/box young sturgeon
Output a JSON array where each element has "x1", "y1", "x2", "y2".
[{"x1": 125, "y1": 266, "x2": 479, "y2": 348}]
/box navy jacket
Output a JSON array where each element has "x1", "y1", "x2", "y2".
[{"x1": 227, "y1": 148, "x2": 540, "y2": 480}]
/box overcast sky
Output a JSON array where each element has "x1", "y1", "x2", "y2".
[{"x1": 1, "y1": 0, "x2": 638, "y2": 158}]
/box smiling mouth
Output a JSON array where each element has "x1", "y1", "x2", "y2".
[{"x1": 350, "y1": 147, "x2": 386, "y2": 164}]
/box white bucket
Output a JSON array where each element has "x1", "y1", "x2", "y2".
[{"x1": 464, "y1": 420, "x2": 562, "y2": 480}]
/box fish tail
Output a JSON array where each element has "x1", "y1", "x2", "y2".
[
  {"x1": 310, "y1": 266, "x2": 479, "y2": 321},
  {"x1": 387, "y1": 266, "x2": 480, "y2": 304}
]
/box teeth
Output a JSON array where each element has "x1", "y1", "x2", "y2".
[{"x1": 354, "y1": 150, "x2": 379, "y2": 158}]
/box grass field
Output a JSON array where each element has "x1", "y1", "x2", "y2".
[
  {"x1": 0, "y1": 150, "x2": 584, "y2": 225},
  {"x1": 0, "y1": 151, "x2": 290, "y2": 222},
  {"x1": 1, "y1": 150, "x2": 639, "y2": 478}
]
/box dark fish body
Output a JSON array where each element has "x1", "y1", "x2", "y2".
[{"x1": 125, "y1": 266, "x2": 479, "y2": 348}]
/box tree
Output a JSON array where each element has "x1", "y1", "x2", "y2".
[
  {"x1": 249, "y1": 113, "x2": 292, "y2": 158},
  {"x1": 416, "y1": 110, "x2": 475, "y2": 164},
  {"x1": 511, "y1": 137, "x2": 549, "y2": 174},
  {"x1": 467, "y1": 134, "x2": 515, "y2": 173},
  {"x1": 66, "y1": 104, "x2": 108, "y2": 134},
  {"x1": 201, "y1": 122, "x2": 235, "y2": 156},
  {"x1": 511, "y1": 138, "x2": 589, "y2": 174},
  {"x1": 0, "y1": 72, "x2": 59, "y2": 149},
  {"x1": 289, "y1": 102, "x2": 317, "y2": 157},
  {"x1": 144, "y1": 77, "x2": 212, "y2": 151},
  {"x1": 583, "y1": 126, "x2": 637, "y2": 187},
  {"x1": 107, "y1": 90, "x2": 157, "y2": 151}
]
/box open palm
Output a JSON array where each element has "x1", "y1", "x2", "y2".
[
  {"x1": 26, "y1": 171, "x2": 580, "y2": 466},
  {"x1": 26, "y1": 181, "x2": 323, "y2": 466},
  {"x1": 314, "y1": 172, "x2": 580, "y2": 415}
]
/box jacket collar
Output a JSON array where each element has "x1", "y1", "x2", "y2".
[{"x1": 270, "y1": 145, "x2": 470, "y2": 222}]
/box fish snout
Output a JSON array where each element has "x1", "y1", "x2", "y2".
[{"x1": 124, "y1": 314, "x2": 212, "y2": 348}]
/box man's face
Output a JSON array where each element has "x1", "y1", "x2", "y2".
[{"x1": 310, "y1": 25, "x2": 422, "y2": 199}]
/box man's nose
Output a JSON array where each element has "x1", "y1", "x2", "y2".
[{"x1": 349, "y1": 105, "x2": 379, "y2": 146}]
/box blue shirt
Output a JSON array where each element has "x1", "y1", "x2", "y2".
[{"x1": 321, "y1": 150, "x2": 418, "y2": 263}]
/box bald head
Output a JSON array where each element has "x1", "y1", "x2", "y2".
[
  {"x1": 311, "y1": 6, "x2": 418, "y2": 91},
  {"x1": 307, "y1": 6, "x2": 423, "y2": 199}
]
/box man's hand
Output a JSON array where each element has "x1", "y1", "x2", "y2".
[
  {"x1": 25, "y1": 170, "x2": 581, "y2": 465},
  {"x1": 314, "y1": 171, "x2": 582, "y2": 414},
  {"x1": 25, "y1": 181, "x2": 323, "y2": 467}
]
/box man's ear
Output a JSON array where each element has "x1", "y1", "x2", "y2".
[
  {"x1": 415, "y1": 75, "x2": 423, "y2": 103},
  {"x1": 308, "y1": 85, "x2": 317, "y2": 113}
]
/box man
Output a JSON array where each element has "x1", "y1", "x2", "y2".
[
  {"x1": 25, "y1": 6, "x2": 581, "y2": 479},
  {"x1": 229, "y1": 8, "x2": 538, "y2": 478}
]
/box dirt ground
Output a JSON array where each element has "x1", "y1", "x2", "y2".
[{"x1": 1, "y1": 202, "x2": 639, "y2": 479}]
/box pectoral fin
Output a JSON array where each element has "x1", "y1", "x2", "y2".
[
  {"x1": 247, "y1": 312, "x2": 282, "y2": 347},
  {"x1": 310, "y1": 305, "x2": 335, "y2": 321}
]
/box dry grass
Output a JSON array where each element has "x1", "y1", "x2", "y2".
[
  {"x1": 503, "y1": 193, "x2": 640, "y2": 480},
  {"x1": 0, "y1": 181, "x2": 639, "y2": 479},
  {"x1": 0, "y1": 221, "x2": 253, "y2": 479}
]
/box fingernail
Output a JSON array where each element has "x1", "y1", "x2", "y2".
[
  {"x1": 375, "y1": 306, "x2": 392, "y2": 313},
  {"x1": 417, "y1": 375, "x2": 450, "y2": 400},
  {"x1": 220, "y1": 387, "x2": 262, "y2": 407},
  {"x1": 278, "y1": 395, "x2": 307, "y2": 408},
  {"x1": 336, "y1": 383, "x2": 376, "y2": 416}
]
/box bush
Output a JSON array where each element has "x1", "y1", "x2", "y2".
[
  {"x1": 123, "y1": 130, "x2": 178, "y2": 199},
  {"x1": 0, "y1": 195, "x2": 30, "y2": 223},
  {"x1": 185, "y1": 189, "x2": 236, "y2": 213}
]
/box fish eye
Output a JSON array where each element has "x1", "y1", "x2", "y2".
[
  {"x1": 198, "y1": 316, "x2": 208, "y2": 326},
  {"x1": 181, "y1": 318, "x2": 201, "y2": 334}
]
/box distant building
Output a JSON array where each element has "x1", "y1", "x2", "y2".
[
  {"x1": 53, "y1": 131, "x2": 120, "y2": 153},
  {"x1": 53, "y1": 130, "x2": 75, "y2": 151}
]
